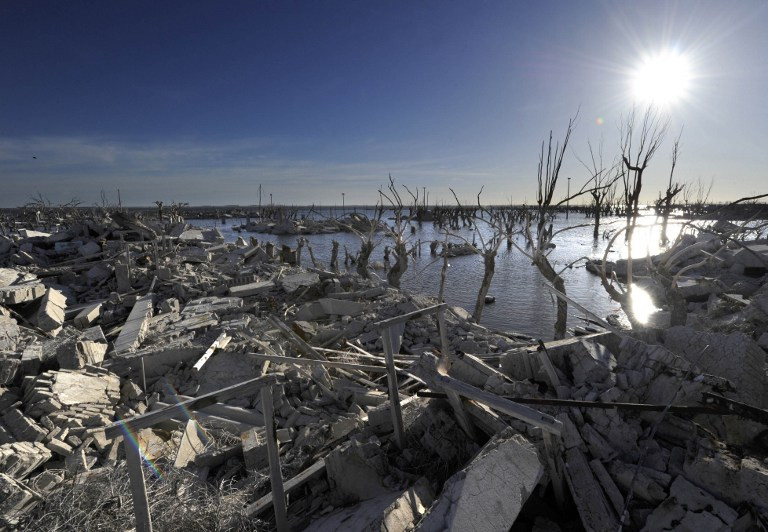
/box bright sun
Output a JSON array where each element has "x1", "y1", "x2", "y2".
[{"x1": 631, "y1": 50, "x2": 692, "y2": 106}]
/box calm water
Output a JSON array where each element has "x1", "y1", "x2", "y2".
[{"x1": 195, "y1": 210, "x2": 683, "y2": 339}]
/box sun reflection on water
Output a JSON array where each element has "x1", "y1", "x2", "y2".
[{"x1": 630, "y1": 284, "x2": 660, "y2": 325}]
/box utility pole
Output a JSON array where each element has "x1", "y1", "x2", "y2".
[
  {"x1": 342, "y1": 192, "x2": 345, "y2": 214},
  {"x1": 258, "y1": 184, "x2": 262, "y2": 218},
  {"x1": 566, "y1": 177, "x2": 571, "y2": 220}
]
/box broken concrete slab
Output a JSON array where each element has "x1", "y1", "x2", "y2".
[
  {"x1": 416, "y1": 428, "x2": 543, "y2": 532},
  {"x1": 113, "y1": 294, "x2": 154, "y2": 355}
]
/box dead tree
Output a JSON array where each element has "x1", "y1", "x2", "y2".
[
  {"x1": 619, "y1": 107, "x2": 668, "y2": 307},
  {"x1": 447, "y1": 187, "x2": 509, "y2": 323},
  {"x1": 655, "y1": 131, "x2": 684, "y2": 246},
  {"x1": 509, "y1": 116, "x2": 591, "y2": 339},
  {"x1": 342, "y1": 203, "x2": 383, "y2": 280},
  {"x1": 577, "y1": 139, "x2": 622, "y2": 239},
  {"x1": 378, "y1": 175, "x2": 418, "y2": 289}
]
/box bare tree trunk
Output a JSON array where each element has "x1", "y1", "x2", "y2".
[
  {"x1": 593, "y1": 205, "x2": 601, "y2": 240},
  {"x1": 386, "y1": 242, "x2": 408, "y2": 288},
  {"x1": 438, "y1": 242, "x2": 449, "y2": 303},
  {"x1": 356, "y1": 240, "x2": 373, "y2": 279},
  {"x1": 330, "y1": 240, "x2": 339, "y2": 272},
  {"x1": 534, "y1": 254, "x2": 567, "y2": 339},
  {"x1": 472, "y1": 251, "x2": 496, "y2": 323}
]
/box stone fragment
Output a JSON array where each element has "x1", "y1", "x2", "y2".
[
  {"x1": 74, "y1": 302, "x2": 102, "y2": 329},
  {"x1": 663, "y1": 326, "x2": 767, "y2": 408},
  {"x1": 174, "y1": 420, "x2": 208, "y2": 468},
  {"x1": 641, "y1": 475, "x2": 737, "y2": 532},
  {"x1": 228, "y1": 280, "x2": 274, "y2": 297},
  {"x1": 564, "y1": 447, "x2": 619, "y2": 532},
  {"x1": 280, "y1": 272, "x2": 320, "y2": 294},
  {"x1": 0, "y1": 356, "x2": 20, "y2": 385},
  {"x1": 306, "y1": 477, "x2": 434, "y2": 532},
  {"x1": 20, "y1": 345, "x2": 42, "y2": 376},
  {"x1": 318, "y1": 298, "x2": 365, "y2": 317},
  {"x1": 0, "y1": 268, "x2": 45, "y2": 305},
  {"x1": 35, "y1": 288, "x2": 66, "y2": 336},
  {"x1": 326, "y1": 438, "x2": 393, "y2": 504},
  {"x1": 0, "y1": 316, "x2": 19, "y2": 351},
  {"x1": 241, "y1": 428, "x2": 268, "y2": 472},
  {"x1": 0, "y1": 472, "x2": 38, "y2": 526}
]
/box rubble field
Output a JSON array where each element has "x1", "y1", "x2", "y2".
[{"x1": 0, "y1": 212, "x2": 767, "y2": 531}]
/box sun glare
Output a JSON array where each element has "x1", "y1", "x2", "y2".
[{"x1": 631, "y1": 50, "x2": 692, "y2": 106}]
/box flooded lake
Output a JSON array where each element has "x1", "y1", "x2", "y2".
[{"x1": 195, "y1": 210, "x2": 683, "y2": 339}]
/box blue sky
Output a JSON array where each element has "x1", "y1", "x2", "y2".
[{"x1": 1, "y1": 1, "x2": 766, "y2": 207}]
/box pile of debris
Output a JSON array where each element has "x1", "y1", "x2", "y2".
[{"x1": 0, "y1": 212, "x2": 766, "y2": 531}]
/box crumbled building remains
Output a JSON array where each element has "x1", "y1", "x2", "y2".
[{"x1": 0, "y1": 210, "x2": 766, "y2": 531}]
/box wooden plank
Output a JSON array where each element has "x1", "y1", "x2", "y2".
[
  {"x1": 421, "y1": 354, "x2": 562, "y2": 435},
  {"x1": 437, "y1": 308, "x2": 476, "y2": 438},
  {"x1": 104, "y1": 374, "x2": 279, "y2": 439},
  {"x1": 261, "y1": 386, "x2": 288, "y2": 532},
  {"x1": 246, "y1": 352, "x2": 387, "y2": 373},
  {"x1": 382, "y1": 326, "x2": 406, "y2": 449},
  {"x1": 535, "y1": 341, "x2": 561, "y2": 388},
  {"x1": 125, "y1": 437, "x2": 153, "y2": 532},
  {"x1": 246, "y1": 459, "x2": 326, "y2": 517},
  {"x1": 540, "y1": 283, "x2": 623, "y2": 336},
  {"x1": 267, "y1": 316, "x2": 327, "y2": 361},
  {"x1": 192, "y1": 332, "x2": 231, "y2": 371}
]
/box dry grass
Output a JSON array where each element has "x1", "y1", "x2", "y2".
[{"x1": 20, "y1": 460, "x2": 268, "y2": 532}]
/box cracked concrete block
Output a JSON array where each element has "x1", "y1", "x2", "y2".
[{"x1": 416, "y1": 428, "x2": 543, "y2": 532}]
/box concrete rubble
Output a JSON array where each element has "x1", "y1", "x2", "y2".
[{"x1": 0, "y1": 212, "x2": 765, "y2": 531}]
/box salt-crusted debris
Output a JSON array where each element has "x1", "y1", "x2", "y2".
[{"x1": 0, "y1": 213, "x2": 766, "y2": 531}]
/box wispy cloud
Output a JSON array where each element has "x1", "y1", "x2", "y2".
[{"x1": 0, "y1": 136, "x2": 519, "y2": 206}]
